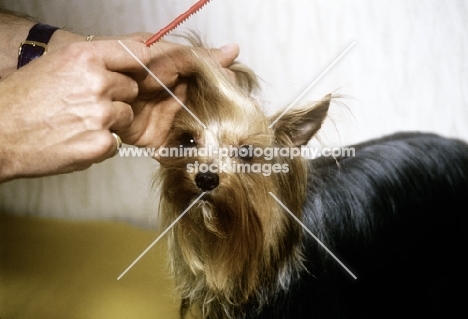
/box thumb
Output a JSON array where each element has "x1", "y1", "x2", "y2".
[{"x1": 212, "y1": 43, "x2": 240, "y2": 67}]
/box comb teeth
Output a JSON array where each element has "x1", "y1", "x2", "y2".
[{"x1": 145, "y1": 0, "x2": 212, "y2": 46}]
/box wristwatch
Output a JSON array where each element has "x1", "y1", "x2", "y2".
[{"x1": 17, "y1": 23, "x2": 60, "y2": 69}]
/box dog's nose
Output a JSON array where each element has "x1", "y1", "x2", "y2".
[{"x1": 195, "y1": 172, "x2": 219, "y2": 191}]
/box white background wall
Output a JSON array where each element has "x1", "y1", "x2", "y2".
[{"x1": 0, "y1": 0, "x2": 467, "y2": 226}]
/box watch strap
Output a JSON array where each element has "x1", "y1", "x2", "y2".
[{"x1": 17, "y1": 23, "x2": 59, "y2": 69}]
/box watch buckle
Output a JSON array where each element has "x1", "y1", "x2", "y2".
[{"x1": 18, "y1": 40, "x2": 49, "y2": 57}]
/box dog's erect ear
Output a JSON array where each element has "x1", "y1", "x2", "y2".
[{"x1": 271, "y1": 95, "x2": 331, "y2": 147}]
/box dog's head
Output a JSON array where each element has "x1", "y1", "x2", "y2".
[{"x1": 155, "y1": 43, "x2": 330, "y2": 314}]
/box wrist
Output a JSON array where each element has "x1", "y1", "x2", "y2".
[
  {"x1": 16, "y1": 24, "x2": 94, "y2": 69},
  {"x1": 47, "y1": 29, "x2": 89, "y2": 53},
  {"x1": 17, "y1": 24, "x2": 60, "y2": 69},
  {"x1": 0, "y1": 12, "x2": 35, "y2": 78}
]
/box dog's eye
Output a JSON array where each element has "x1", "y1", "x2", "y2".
[
  {"x1": 180, "y1": 133, "x2": 197, "y2": 148},
  {"x1": 238, "y1": 145, "x2": 254, "y2": 161}
]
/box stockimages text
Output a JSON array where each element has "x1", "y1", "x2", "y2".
[{"x1": 119, "y1": 145, "x2": 355, "y2": 176}]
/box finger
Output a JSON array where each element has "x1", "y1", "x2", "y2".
[
  {"x1": 92, "y1": 40, "x2": 151, "y2": 73},
  {"x1": 173, "y1": 43, "x2": 239, "y2": 77},
  {"x1": 123, "y1": 82, "x2": 187, "y2": 148},
  {"x1": 110, "y1": 132, "x2": 123, "y2": 157},
  {"x1": 211, "y1": 43, "x2": 240, "y2": 67},
  {"x1": 149, "y1": 82, "x2": 187, "y2": 148},
  {"x1": 94, "y1": 131, "x2": 122, "y2": 161},
  {"x1": 67, "y1": 130, "x2": 120, "y2": 166},
  {"x1": 106, "y1": 71, "x2": 139, "y2": 102},
  {"x1": 107, "y1": 101, "x2": 134, "y2": 131}
]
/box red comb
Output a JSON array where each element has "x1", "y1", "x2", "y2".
[{"x1": 145, "y1": 0, "x2": 212, "y2": 46}]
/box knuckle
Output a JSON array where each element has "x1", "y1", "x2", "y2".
[
  {"x1": 64, "y1": 42, "x2": 97, "y2": 64},
  {"x1": 129, "y1": 41, "x2": 151, "y2": 66},
  {"x1": 93, "y1": 74, "x2": 111, "y2": 95},
  {"x1": 84, "y1": 132, "x2": 114, "y2": 160},
  {"x1": 84, "y1": 72, "x2": 111, "y2": 98},
  {"x1": 64, "y1": 44, "x2": 111, "y2": 96},
  {"x1": 96, "y1": 102, "x2": 113, "y2": 125},
  {"x1": 85, "y1": 102, "x2": 112, "y2": 128}
]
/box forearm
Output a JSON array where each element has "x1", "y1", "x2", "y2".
[
  {"x1": 0, "y1": 10, "x2": 35, "y2": 78},
  {"x1": 0, "y1": 9, "x2": 84, "y2": 79}
]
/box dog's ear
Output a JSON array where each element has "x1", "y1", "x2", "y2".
[{"x1": 270, "y1": 95, "x2": 331, "y2": 147}]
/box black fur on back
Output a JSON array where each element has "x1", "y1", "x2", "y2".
[{"x1": 253, "y1": 132, "x2": 468, "y2": 319}]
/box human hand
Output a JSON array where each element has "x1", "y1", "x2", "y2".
[
  {"x1": 0, "y1": 32, "x2": 239, "y2": 182},
  {"x1": 51, "y1": 32, "x2": 239, "y2": 149},
  {"x1": 0, "y1": 39, "x2": 149, "y2": 182},
  {"x1": 96, "y1": 33, "x2": 240, "y2": 148}
]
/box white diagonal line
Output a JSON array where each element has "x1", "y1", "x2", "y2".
[
  {"x1": 117, "y1": 192, "x2": 206, "y2": 280},
  {"x1": 118, "y1": 40, "x2": 207, "y2": 129},
  {"x1": 268, "y1": 192, "x2": 357, "y2": 280},
  {"x1": 269, "y1": 41, "x2": 356, "y2": 128}
]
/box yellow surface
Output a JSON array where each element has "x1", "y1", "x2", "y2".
[{"x1": 0, "y1": 215, "x2": 180, "y2": 319}]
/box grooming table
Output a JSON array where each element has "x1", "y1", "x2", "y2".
[{"x1": 0, "y1": 215, "x2": 179, "y2": 318}]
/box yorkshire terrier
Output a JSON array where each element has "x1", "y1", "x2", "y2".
[{"x1": 155, "y1": 39, "x2": 468, "y2": 319}]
